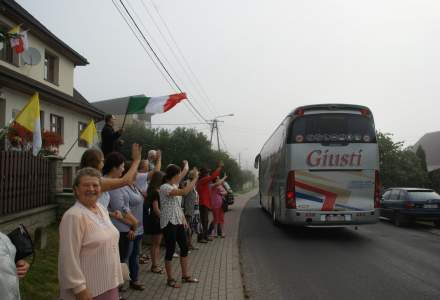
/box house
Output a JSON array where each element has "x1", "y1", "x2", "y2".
[
  {"x1": 0, "y1": 0, "x2": 104, "y2": 188},
  {"x1": 413, "y1": 131, "x2": 440, "y2": 172},
  {"x1": 92, "y1": 95, "x2": 152, "y2": 130}
]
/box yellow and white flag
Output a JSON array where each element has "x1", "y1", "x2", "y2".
[
  {"x1": 79, "y1": 120, "x2": 97, "y2": 146},
  {"x1": 14, "y1": 92, "x2": 42, "y2": 156}
]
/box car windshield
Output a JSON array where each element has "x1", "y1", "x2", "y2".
[
  {"x1": 289, "y1": 113, "x2": 376, "y2": 143},
  {"x1": 408, "y1": 190, "x2": 440, "y2": 201}
]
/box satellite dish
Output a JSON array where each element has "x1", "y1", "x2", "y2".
[{"x1": 22, "y1": 47, "x2": 41, "y2": 65}]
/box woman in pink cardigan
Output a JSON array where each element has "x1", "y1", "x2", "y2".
[{"x1": 58, "y1": 167, "x2": 123, "y2": 300}]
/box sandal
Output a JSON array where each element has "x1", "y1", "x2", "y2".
[
  {"x1": 151, "y1": 265, "x2": 163, "y2": 274},
  {"x1": 182, "y1": 276, "x2": 199, "y2": 283},
  {"x1": 139, "y1": 254, "x2": 150, "y2": 264},
  {"x1": 167, "y1": 279, "x2": 181, "y2": 288}
]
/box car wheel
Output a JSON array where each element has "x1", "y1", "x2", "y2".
[{"x1": 434, "y1": 220, "x2": 440, "y2": 228}]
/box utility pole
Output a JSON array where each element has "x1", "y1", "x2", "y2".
[
  {"x1": 209, "y1": 120, "x2": 220, "y2": 151},
  {"x1": 209, "y1": 113, "x2": 234, "y2": 152},
  {"x1": 216, "y1": 120, "x2": 220, "y2": 151},
  {"x1": 210, "y1": 121, "x2": 215, "y2": 146}
]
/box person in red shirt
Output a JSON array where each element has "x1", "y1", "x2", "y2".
[{"x1": 196, "y1": 161, "x2": 223, "y2": 243}]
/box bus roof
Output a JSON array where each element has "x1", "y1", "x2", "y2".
[{"x1": 288, "y1": 103, "x2": 371, "y2": 117}]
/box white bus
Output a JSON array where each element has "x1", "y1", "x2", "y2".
[{"x1": 254, "y1": 104, "x2": 381, "y2": 226}]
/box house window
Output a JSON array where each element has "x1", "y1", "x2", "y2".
[
  {"x1": 44, "y1": 51, "x2": 58, "y2": 84},
  {"x1": 40, "y1": 110, "x2": 45, "y2": 130},
  {"x1": 0, "y1": 24, "x2": 19, "y2": 66},
  {"x1": 78, "y1": 122, "x2": 88, "y2": 148},
  {"x1": 12, "y1": 109, "x2": 44, "y2": 130},
  {"x1": 11, "y1": 109, "x2": 20, "y2": 119},
  {"x1": 50, "y1": 114, "x2": 63, "y2": 138},
  {"x1": 63, "y1": 166, "x2": 73, "y2": 189}
]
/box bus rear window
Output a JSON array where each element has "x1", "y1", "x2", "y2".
[{"x1": 288, "y1": 113, "x2": 376, "y2": 143}]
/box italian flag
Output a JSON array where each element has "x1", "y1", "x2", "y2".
[{"x1": 126, "y1": 93, "x2": 187, "y2": 115}]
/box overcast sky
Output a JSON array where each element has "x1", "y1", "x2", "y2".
[{"x1": 18, "y1": 0, "x2": 440, "y2": 169}]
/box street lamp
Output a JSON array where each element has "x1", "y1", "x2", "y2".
[{"x1": 210, "y1": 113, "x2": 234, "y2": 151}]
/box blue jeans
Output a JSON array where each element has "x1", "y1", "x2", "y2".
[
  {"x1": 119, "y1": 233, "x2": 142, "y2": 282},
  {"x1": 129, "y1": 235, "x2": 142, "y2": 282}
]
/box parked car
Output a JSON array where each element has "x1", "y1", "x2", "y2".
[
  {"x1": 380, "y1": 188, "x2": 440, "y2": 227},
  {"x1": 223, "y1": 181, "x2": 234, "y2": 205}
]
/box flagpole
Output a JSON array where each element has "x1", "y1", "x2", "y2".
[
  {"x1": 62, "y1": 136, "x2": 79, "y2": 160},
  {"x1": 121, "y1": 98, "x2": 130, "y2": 130}
]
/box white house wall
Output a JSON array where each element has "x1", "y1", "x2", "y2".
[
  {"x1": 3, "y1": 88, "x2": 90, "y2": 164},
  {"x1": 0, "y1": 16, "x2": 75, "y2": 96}
]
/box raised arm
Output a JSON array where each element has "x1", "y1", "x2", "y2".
[
  {"x1": 148, "y1": 150, "x2": 162, "y2": 181},
  {"x1": 101, "y1": 144, "x2": 142, "y2": 192},
  {"x1": 169, "y1": 171, "x2": 199, "y2": 197},
  {"x1": 177, "y1": 160, "x2": 190, "y2": 183},
  {"x1": 198, "y1": 167, "x2": 221, "y2": 185},
  {"x1": 212, "y1": 175, "x2": 228, "y2": 187}
]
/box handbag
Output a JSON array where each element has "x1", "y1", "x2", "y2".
[
  {"x1": 222, "y1": 197, "x2": 229, "y2": 212},
  {"x1": 7, "y1": 224, "x2": 34, "y2": 262},
  {"x1": 121, "y1": 263, "x2": 130, "y2": 281}
]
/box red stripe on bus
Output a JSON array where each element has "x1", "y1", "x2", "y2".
[{"x1": 295, "y1": 180, "x2": 337, "y2": 211}]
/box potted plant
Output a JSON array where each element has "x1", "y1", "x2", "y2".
[{"x1": 42, "y1": 131, "x2": 64, "y2": 155}]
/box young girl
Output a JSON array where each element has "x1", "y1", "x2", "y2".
[
  {"x1": 210, "y1": 175, "x2": 228, "y2": 238},
  {"x1": 144, "y1": 171, "x2": 164, "y2": 274}
]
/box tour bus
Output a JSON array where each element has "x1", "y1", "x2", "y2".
[{"x1": 254, "y1": 104, "x2": 381, "y2": 226}]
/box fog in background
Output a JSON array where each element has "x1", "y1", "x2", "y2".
[{"x1": 18, "y1": 0, "x2": 440, "y2": 169}]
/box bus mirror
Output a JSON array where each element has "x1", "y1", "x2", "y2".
[{"x1": 254, "y1": 154, "x2": 260, "y2": 169}]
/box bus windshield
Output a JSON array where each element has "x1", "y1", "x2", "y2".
[{"x1": 289, "y1": 113, "x2": 376, "y2": 143}]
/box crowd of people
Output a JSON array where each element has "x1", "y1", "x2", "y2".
[{"x1": 56, "y1": 115, "x2": 230, "y2": 299}]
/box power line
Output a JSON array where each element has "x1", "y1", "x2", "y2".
[
  {"x1": 140, "y1": 0, "x2": 218, "y2": 117},
  {"x1": 110, "y1": 0, "x2": 174, "y2": 90},
  {"x1": 152, "y1": 122, "x2": 209, "y2": 126},
  {"x1": 218, "y1": 128, "x2": 229, "y2": 152},
  {"x1": 149, "y1": 0, "x2": 220, "y2": 116},
  {"x1": 112, "y1": 0, "x2": 205, "y2": 124},
  {"x1": 118, "y1": 0, "x2": 209, "y2": 124},
  {"x1": 125, "y1": 0, "x2": 213, "y2": 122}
]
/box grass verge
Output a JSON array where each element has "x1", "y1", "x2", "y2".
[{"x1": 20, "y1": 224, "x2": 59, "y2": 300}]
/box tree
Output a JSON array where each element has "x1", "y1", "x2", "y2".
[
  {"x1": 377, "y1": 132, "x2": 430, "y2": 188},
  {"x1": 416, "y1": 145, "x2": 428, "y2": 173}
]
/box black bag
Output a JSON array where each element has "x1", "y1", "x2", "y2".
[
  {"x1": 7, "y1": 224, "x2": 34, "y2": 262},
  {"x1": 222, "y1": 197, "x2": 229, "y2": 212}
]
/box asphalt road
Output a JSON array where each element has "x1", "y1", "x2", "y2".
[{"x1": 239, "y1": 195, "x2": 440, "y2": 300}]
